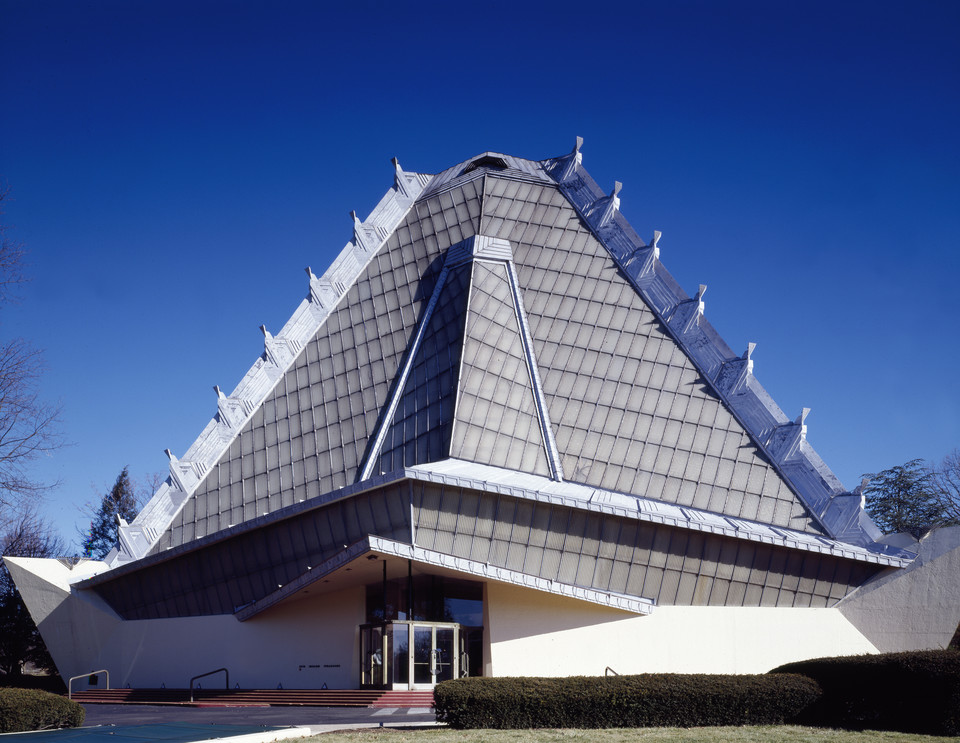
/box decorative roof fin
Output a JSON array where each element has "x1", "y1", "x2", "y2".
[
  {"x1": 622, "y1": 230, "x2": 661, "y2": 284},
  {"x1": 715, "y1": 342, "x2": 756, "y2": 396},
  {"x1": 766, "y1": 408, "x2": 810, "y2": 465},
  {"x1": 164, "y1": 448, "x2": 200, "y2": 493},
  {"x1": 667, "y1": 283, "x2": 706, "y2": 336},
  {"x1": 684, "y1": 284, "x2": 707, "y2": 334},
  {"x1": 589, "y1": 180, "x2": 621, "y2": 232},
  {"x1": 392, "y1": 157, "x2": 414, "y2": 199},
  {"x1": 260, "y1": 325, "x2": 300, "y2": 369},
  {"x1": 214, "y1": 384, "x2": 253, "y2": 431},
  {"x1": 351, "y1": 210, "x2": 373, "y2": 253},
  {"x1": 557, "y1": 136, "x2": 584, "y2": 183}
]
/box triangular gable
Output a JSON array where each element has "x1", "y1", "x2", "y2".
[
  {"x1": 375, "y1": 261, "x2": 471, "y2": 473},
  {"x1": 151, "y1": 174, "x2": 484, "y2": 552},
  {"x1": 478, "y1": 174, "x2": 823, "y2": 535},
  {"x1": 131, "y1": 146, "x2": 887, "y2": 564},
  {"x1": 366, "y1": 230, "x2": 555, "y2": 480},
  {"x1": 451, "y1": 259, "x2": 550, "y2": 476}
]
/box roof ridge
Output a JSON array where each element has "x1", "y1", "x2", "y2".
[
  {"x1": 120, "y1": 142, "x2": 888, "y2": 570},
  {"x1": 124, "y1": 160, "x2": 434, "y2": 565},
  {"x1": 540, "y1": 137, "x2": 881, "y2": 549}
]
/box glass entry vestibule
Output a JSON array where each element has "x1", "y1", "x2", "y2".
[
  {"x1": 360, "y1": 621, "x2": 464, "y2": 689},
  {"x1": 360, "y1": 569, "x2": 484, "y2": 689}
]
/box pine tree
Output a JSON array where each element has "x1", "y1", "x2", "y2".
[
  {"x1": 863, "y1": 459, "x2": 944, "y2": 539},
  {"x1": 81, "y1": 466, "x2": 138, "y2": 559}
]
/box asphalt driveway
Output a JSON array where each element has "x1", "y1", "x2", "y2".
[{"x1": 80, "y1": 702, "x2": 437, "y2": 728}]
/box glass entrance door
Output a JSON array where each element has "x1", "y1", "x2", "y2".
[
  {"x1": 360, "y1": 621, "x2": 459, "y2": 689},
  {"x1": 411, "y1": 623, "x2": 457, "y2": 689},
  {"x1": 359, "y1": 624, "x2": 385, "y2": 687}
]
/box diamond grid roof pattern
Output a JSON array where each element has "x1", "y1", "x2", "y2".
[
  {"x1": 375, "y1": 261, "x2": 471, "y2": 474},
  {"x1": 486, "y1": 178, "x2": 822, "y2": 534},
  {"x1": 133, "y1": 145, "x2": 910, "y2": 570},
  {"x1": 451, "y1": 259, "x2": 550, "y2": 476},
  {"x1": 155, "y1": 179, "x2": 482, "y2": 551}
]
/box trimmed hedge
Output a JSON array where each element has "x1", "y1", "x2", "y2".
[
  {"x1": 434, "y1": 674, "x2": 821, "y2": 729},
  {"x1": 0, "y1": 673, "x2": 66, "y2": 694},
  {"x1": 0, "y1": 688, "x2": 85, "y2": 733},
  {"x1": 770, "y1": 649, "x2": 960, "y2": 736}
]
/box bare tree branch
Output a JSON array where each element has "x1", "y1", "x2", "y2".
[
  {"x1": 930, "y1": 448, "x2": 960, "y2": 525},
  {"x1": 0, "y1": 187, "x2": 62, "y2": 512},
  {"x1": 0, "y1": 187, "x2": 26, "y2": 306}
]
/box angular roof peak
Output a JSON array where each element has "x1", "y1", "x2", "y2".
[{"x1": 116, "y1": 143, "x2": 909, "y2": 570}]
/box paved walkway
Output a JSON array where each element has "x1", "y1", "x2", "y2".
[
  {"x1": 0, "y1": 722, "x2": 309, "y2": 742},
  {"x1": 1, "y1": 704, "x2": 440, "y2": 742}
]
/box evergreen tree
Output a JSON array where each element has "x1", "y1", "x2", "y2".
[
  {"x1": 81, "y1": 466, "x2": 138, "y2": 559},
  {"x1": 862, "y1": 459, "x2": 944, "y2": 539}
]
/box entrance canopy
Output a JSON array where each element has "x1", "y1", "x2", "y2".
[{"x1": 234, "y1": 534, "x2": 654, "y2": 621}]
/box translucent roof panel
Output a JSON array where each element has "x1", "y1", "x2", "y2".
[
  {"x1": 451, "y1": 260, "x2": 551, "y2": 476},
  {"x1": 376, "y1": 262, "x2": 471, "y2": 473},
  {"x1": 481, "y1": 174, "x2": 825, "y2": 536},
  {"x1": 154, "y1": 179, "x2": 483, "y2": 551}
]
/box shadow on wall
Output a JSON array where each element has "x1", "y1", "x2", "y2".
[
  {"x1": 488, "y1": 581, "x2": 637, "y2": 644},
  {"x1": 838, "y1": 525, "x2": 960, "y2": 653}
]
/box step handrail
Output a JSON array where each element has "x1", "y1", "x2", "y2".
[
  {"x1": 189, "y1": 667, "x2": 229, "y2": 703},
  {"x1": 68, "y1": 669, "x2": 110, "y2": 700},
  {"x1": 605, "y1": 666, "x2": 619, "y2": 676}
]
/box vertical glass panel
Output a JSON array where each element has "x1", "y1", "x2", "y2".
[
  {"x1": 360, "y1": 625, "x2": 384, "y2": 687},
  {"x1": 413, "y1": 626, "x2": 433, "y2": 684},
  {"x1": 435, "y1": 627, "x2": 455, "y2": 683},
  {"x1": 390, "y1": 623, "x2": 409, "y2": 686},
  {"x1": 463, "y1": 627, "x2": 483, "y2": 678}
]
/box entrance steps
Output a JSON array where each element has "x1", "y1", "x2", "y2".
[{"x1": 68, "y1": 688, "x2": 435, "y2": 708}]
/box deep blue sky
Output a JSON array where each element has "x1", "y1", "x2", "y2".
[{"x1": 2, "y1": 0, "x2": 958, "y2": 548}]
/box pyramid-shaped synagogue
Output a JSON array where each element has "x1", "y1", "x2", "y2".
[
  {"x1": 165, "y1": 156, "x2": 820, "y2": 546},
  {"x1": 10, "y1": 144, "x2": 936, "y2": 691},
  {"x1": 84, "y1": 143, "x2": 914, "y2": 627}
]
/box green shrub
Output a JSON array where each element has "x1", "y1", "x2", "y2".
[
  {"x1": 0, "y1": 688, "x2": 85, "y2": 733},
  {"x1": 434, "y1": 674, "x2": 821, "y2": 729},
  {"x1": 0, "y1": 673, "x2": 66, "y2": 694},
  {"x1": 770, "y1": 649, "x2": 960, "y2": 736}
]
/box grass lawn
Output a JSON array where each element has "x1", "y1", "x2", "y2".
[{"x1": 301, "y1": 727, "x2": 959, "y2": 742}]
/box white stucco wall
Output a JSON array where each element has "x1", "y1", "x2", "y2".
[
  {"x1": 10, "y1": 556, "x2": 910, "y2": 687},
  {"x1": 485, "y1": 582, "x2": 878, "y2": 676},
  {"x1": 5, "y1": 557, "x2": 368, "y2": 690},
  {"x1": 839, "y1": 526, "x2": 960, "y2": 652},
  {"x1": 99, "y1": 587, "x2": 365, "y2": 689}
]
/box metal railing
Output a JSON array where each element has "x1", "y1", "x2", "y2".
[
  {"x1": 189, "y1": 667, "x2": 229, "y2": 703},
  {"x1": 68, "y1": 669, "x2": 109, "y2": 700},
  {"x1": 605, "y1": 666, "x2": 619, "y2": 676}
]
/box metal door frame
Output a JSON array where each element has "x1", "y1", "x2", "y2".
[{"x1": 359, "y1": 620, "x2": 460, "y2": 690}]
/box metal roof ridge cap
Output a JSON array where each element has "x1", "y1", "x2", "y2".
[
  {"x1": 540, "y1": 139, "x2": 877, "y2": 547},
  {"x1": 129, "y1": 165, "x2": 431, "y2": 555}
]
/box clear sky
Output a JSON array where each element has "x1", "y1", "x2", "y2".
[{"x1": 1, "y1": 0, "x2": 958, "y2": 549}]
